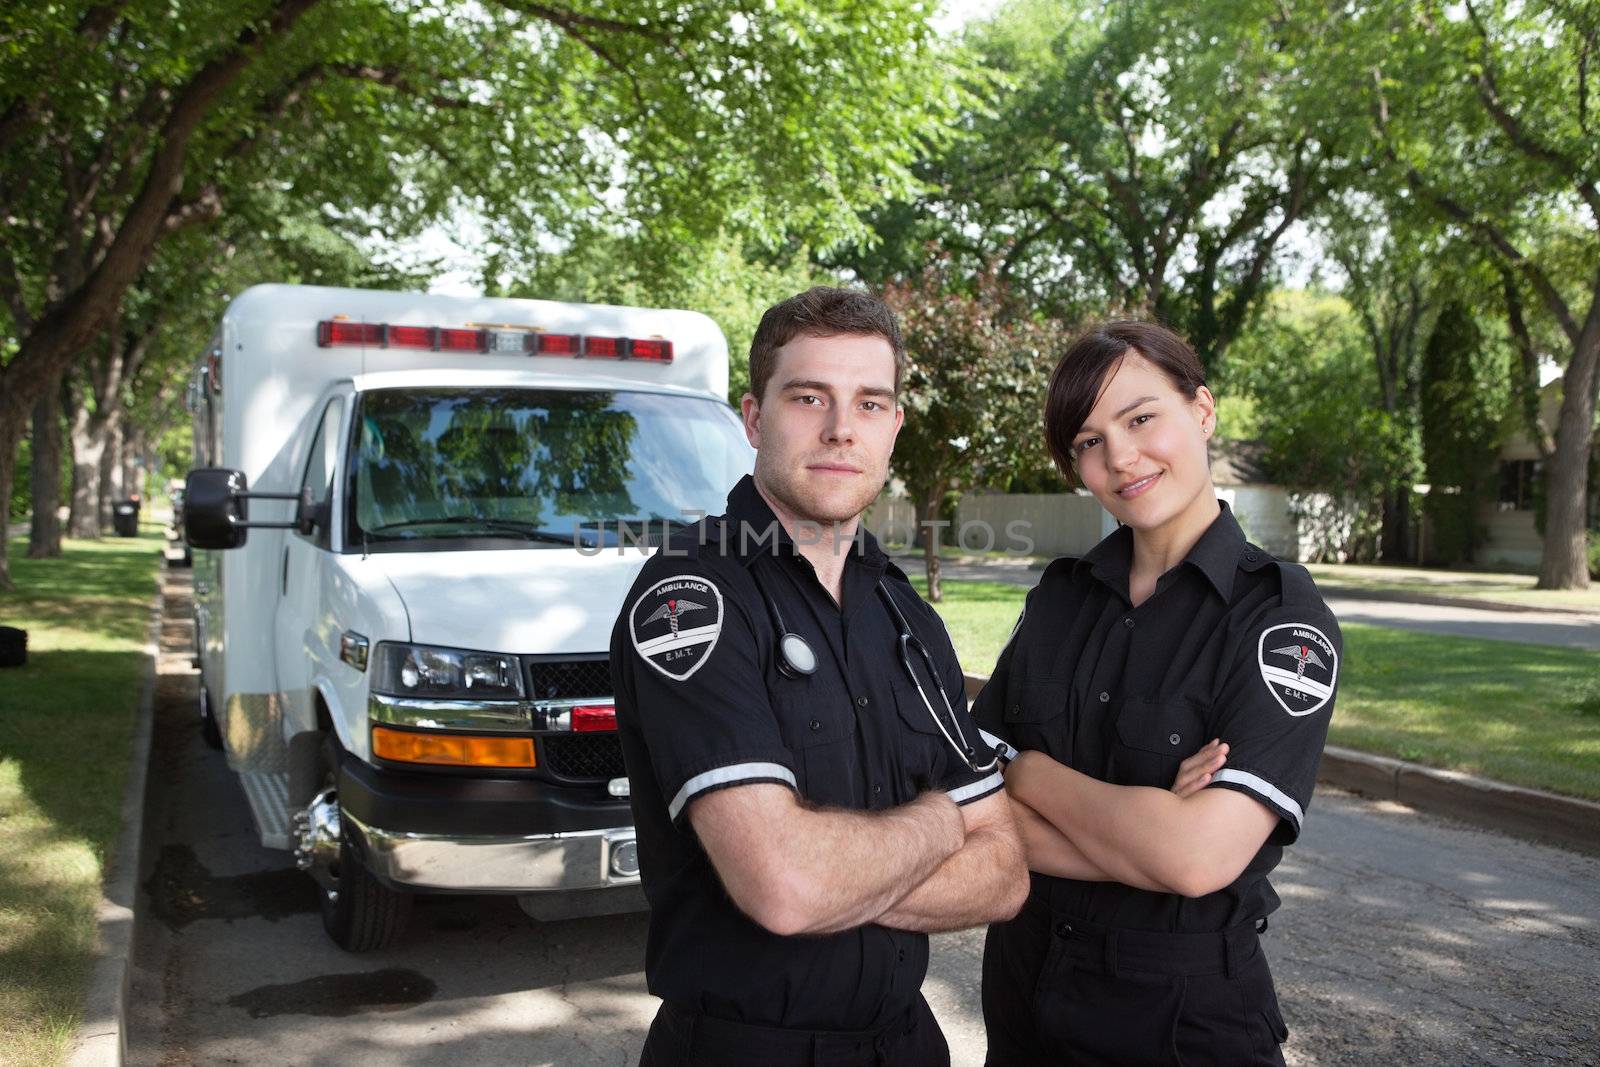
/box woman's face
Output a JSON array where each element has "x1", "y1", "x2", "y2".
[{"x1": 1069, "y1": 351, "x2": 1216, "y2": 534}]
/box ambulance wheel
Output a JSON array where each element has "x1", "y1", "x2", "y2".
[
  {"x1": 315, "y1": 736, "x2": 412, "y2": 952},
  {"x1": 198, "y1": 674, "x2": 223, "y2": 750}
]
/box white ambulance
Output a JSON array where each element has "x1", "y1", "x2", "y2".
[{"x1": 184, "y1": 284, "x2": 752, "y2": 950}]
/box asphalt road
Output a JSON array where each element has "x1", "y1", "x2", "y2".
[
  {"x1": 930, "y1": 559, "x2": 1600, "y2": 650},
  {"x1": 129, "y1": 571, "x2": 1599, "y2": 1066}
]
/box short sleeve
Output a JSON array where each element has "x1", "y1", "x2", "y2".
[
  {"x1": 610, "y1": 561, "x2": 796, "y2": 824},
  {"x1": 1205, "y1": 602, "x2": 1341, "y2": 845}
]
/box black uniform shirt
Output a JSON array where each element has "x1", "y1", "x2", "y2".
[
  {"x1": 611, "y1": 474, "x2": 1004, "y2": 1031},
  {"x1": 972, "y1": 502, "x2": 1340, "y2": 933}
]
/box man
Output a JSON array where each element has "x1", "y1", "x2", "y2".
[{"x1": 611, "y1": 286, "x2": 1028, "y2": 1066}]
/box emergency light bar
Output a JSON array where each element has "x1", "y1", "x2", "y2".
[{"x1": 316, "y1": 319, "x2": 673, "y2": 362}]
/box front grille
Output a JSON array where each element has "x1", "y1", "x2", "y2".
[
  {"x1": 544, "y1": 734, "x2": 626, "y2": 781},
  {"x1": 528, "y1": 657, "x2": 611, "y2": 700}
]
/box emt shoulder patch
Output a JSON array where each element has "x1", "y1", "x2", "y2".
[
  {"x1": 629, "y1": 574, "x2": 725, "y2": 681},
  {"x1": 1257, "y1": 622, "x2": 1338, "y2": 717}
]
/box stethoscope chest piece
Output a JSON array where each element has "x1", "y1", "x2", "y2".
[{"x1": 777, "y1": 632, "x2": 817, "y2": 678}]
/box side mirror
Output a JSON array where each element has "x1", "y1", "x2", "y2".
[
  {"x1": 184, "y1": 470, "x2": 315, "y2": 550},
  {"x1": 185, "y1": 469, "x2": 250, "y2": 549},
  {"x1": 295, "y1": 487, "x2": 319, "y2": 536}
]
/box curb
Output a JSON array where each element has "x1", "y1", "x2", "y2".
[
  {"x1": 1316, "y1": 745, "x2": 1600, "y2": 856},
  {"x1": 960, "y1": 673, "x2": 1600, "y2": 856},
  {"x1": 65, "y1": 577, "x2": 162, "y2": 1067},
  {"x1": 1316, "y1": 584, "x2": 1600, "y2": 619}
]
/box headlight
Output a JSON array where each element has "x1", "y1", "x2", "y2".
[{"x1": 371, "y1": 642, "x2": 525, "y2": 699}]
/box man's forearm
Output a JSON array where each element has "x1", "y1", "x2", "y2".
[
  {"x1": 777, "y1": 791, "x2": 966, "y2": 935},
  {"x1": 1009, "y1": 795, "x2": 1116, "y2": 883},
  {"x1": 876, "y1": 822, "x2": 1027, "y2": 932}
]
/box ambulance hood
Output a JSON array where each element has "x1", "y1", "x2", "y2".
[{"x1": 373, "y1": 548, "x2": 655, "y2": 655}]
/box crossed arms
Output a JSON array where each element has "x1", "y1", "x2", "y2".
[
  {"x1": 1005, "y1": 741, "x2": 1279, "y2": 898},
  {"x1": 689, "y1": 783, "x2": 1029, "y2": 937}
]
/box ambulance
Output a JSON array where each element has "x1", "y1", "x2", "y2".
[{"x1": 184, "y1": 284, "x2": 752, "y2": 949}]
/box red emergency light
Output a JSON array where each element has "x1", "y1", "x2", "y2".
[
  {"x1": 533, "y1": 333, "x2": 580, "y2": 355},
  {"x1": 570, "y1": 704, "x2": 618, "y2": 733},
  {"x1": 315, "y1": 320, "x2": 673, "y2": 363},
  {"x1": 583, "y1": 336, "x2": 626, "y2": 359}
]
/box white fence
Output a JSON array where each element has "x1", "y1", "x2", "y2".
[{"x1": 864, "y1": 487, "x2": 1320, "y2": 562}]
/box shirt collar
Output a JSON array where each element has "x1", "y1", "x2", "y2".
[
  {"x1": 719, "y1": 474, "x2": 889, "y2": 571},
  {"x1": 1074, "y1": 499, "x2": 1246, "y2": 602}
]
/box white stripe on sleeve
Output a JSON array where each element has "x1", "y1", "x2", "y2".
[
  {"x1": 1211, "y1": 768, "x2": 1304, "y2": 831},
  {"x1": 667, "y1": 762, "x2": 797, "y2": 822},
  {"x1": 947, "y1": 770, "x2": 1005, "y2": 805}
]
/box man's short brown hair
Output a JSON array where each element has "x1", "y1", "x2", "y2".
[{"x1": 747, "y1": 286, "x2": 906, "y2": 402}]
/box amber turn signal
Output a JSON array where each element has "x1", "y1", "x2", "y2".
[{"x1": 371, "y1": 725, "x2": 536, "y2": 768}]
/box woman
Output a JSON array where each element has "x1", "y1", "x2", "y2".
[{"x1": 973, "y1": 321, "x2": 1340, "y2": 1066}]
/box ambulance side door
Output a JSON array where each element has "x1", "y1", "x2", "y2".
[{"x1": 273, "y1": 390, "x2": 347, "y2": 732}]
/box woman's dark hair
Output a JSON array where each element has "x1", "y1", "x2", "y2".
[{"x1": 1043, "y1": 320, "x2": 1207, "y2": 483}]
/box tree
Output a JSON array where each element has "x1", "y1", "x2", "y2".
[
  {"x1": 1420, "y1": 302, "x2": 1508, "y2": 563},
  {"x1": 1358, "y1": 0, "x2": 1600, "y2": 588},
  {"x1": 880, "y1": 257, "x2": 1058, "y2": 601},
  {"x1": 842, "y1": 0, "x2": 1364, "y2": 369},
  {"x1": 0, "y1": 0, "x2": 964, "y2": 588},
  {"x1": 1317, "y1": 196, "x2": 1448, "y2": 562},
  {"x1": 1230, "y1": 290, "x2": 1417, "y2": 561}
]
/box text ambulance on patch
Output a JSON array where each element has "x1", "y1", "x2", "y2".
[
  {"x1": 1256, "y1": 623, "x2": 1338, "y2": 717},
  {"x1": 630, "y1": 575, "x2": 725, "y2": 681}
]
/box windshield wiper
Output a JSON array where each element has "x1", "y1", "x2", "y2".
[{"x1": 367, "y1": 516, "x2": 587, "y2": 545}]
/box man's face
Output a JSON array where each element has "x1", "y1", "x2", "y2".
[{"x1": 741, "y1": 332, "x2": 904, "y2": 526}]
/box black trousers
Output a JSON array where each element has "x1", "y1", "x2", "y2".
[
  {"x1": 639, "y1": 994, "x2": 949, "y2": 1067},
  {"x1": 982, "y1": 901, "x2": 1289, "y2": 1066}
]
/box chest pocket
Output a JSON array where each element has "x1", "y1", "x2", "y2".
[
  {"x1": 1001, "y1": 679, "x2": 1069, "y2": 761},
  {"x1": 889, "y1": 683, "x2": 953, "y2": 804},
  {"x1": 772, "y1": 689, "x2": 858, "y2": 807},
  {"x1": 1107, "y1": 698, "x2": 1207, "y2": 788}
]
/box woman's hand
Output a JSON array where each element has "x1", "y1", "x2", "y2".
[{"x1": 1171, "y1": 739, "x2": 1228, "y2": 799}]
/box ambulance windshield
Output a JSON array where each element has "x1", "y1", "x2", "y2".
[{"x1": 349, "y1": 387, "x2": 753, "y2": 551}]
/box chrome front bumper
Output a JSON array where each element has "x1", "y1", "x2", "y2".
[{"x1": 342, "y1": 809, "x2": 641, "y2": 892}]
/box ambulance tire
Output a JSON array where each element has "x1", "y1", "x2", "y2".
[
  {"x1": 317, "y1": 735, "x2": 412, "y2": 952},
  {"x1": 198, "y1": 673, "x2": 223, "y2": 750}
]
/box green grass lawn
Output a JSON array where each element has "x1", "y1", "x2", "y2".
[
  {"x1": 1305, "y1": 562, "x2": 1600, "y2": 614},
  {"x1": 913, "y1": 578, "x2": 1600, "y2": 802},
  {"x1": 0, "y1": 529, "x2": 160, "y2": 1067}
]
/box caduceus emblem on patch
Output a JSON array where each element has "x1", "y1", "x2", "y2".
[
  {"x1": 1256, "y1": 623, "x2": 1338, "y2": 717},
  {"x1": 629, "y1": 575, "x2": 725, "y2": 681}
]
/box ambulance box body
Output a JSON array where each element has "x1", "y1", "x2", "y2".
[{"x1": 185, "y1": 283, "x2": 752, "y2": 949}]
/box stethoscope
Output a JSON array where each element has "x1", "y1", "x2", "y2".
[{"x1": 755, "y1": 572, "x2": 999, "y2": 775}]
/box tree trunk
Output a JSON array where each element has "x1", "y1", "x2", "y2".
[
  {"x1": 1536, "y1": 320, "x2": 1599, "y2": 590},
  {"x1": 100, "y1": 419, "x2": 123, "y2": 530},
  {"x1": 0, "y1": 422, "x2": 23, "y2": 590},
  {"x1": 917, "y1": 486, "x2": 946, "y2": 603},
  {"x1": 1380, "y1": 486, "x2": 1412, "y2": 563},
  {"x1": 26, "y1": 371, "x2": 65, "y2": 557},
  {"x1": 68, "y1": 393, "x2": 107, "y2": 538}
]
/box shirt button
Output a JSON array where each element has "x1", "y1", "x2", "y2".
[
  {"x1": 873, "y1": 784, "x2": 882, "y2": 795},
  {"x1": 1123, "y1": 617, "x2": 1134, "y2": 629},
  {"x1": 1054, "y1": 921, "x2": 1073, "y2": 938},
  {"x1": 1245, "y1": 552, "x2": 1258, "y2": 563},
  {"x1": 809, "y1": 719, "x2": 822, "y2": 732},
  {"x1": 897, "y1": 949, "x2": 906, "y2": 963},
  {"x1": 1098, "y1": 691, "x2": 1110, "y2": 703},
  {"x1": 856, "y1": 695, "x2": 870, "y2": 708},
  {"x1": 1169, "y1": 732, "x2": 1181, "y2": 746}
]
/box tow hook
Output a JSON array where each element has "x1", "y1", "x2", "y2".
[{"x1": 293, "y1": 787, "x2": 341, "y2": 896}]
